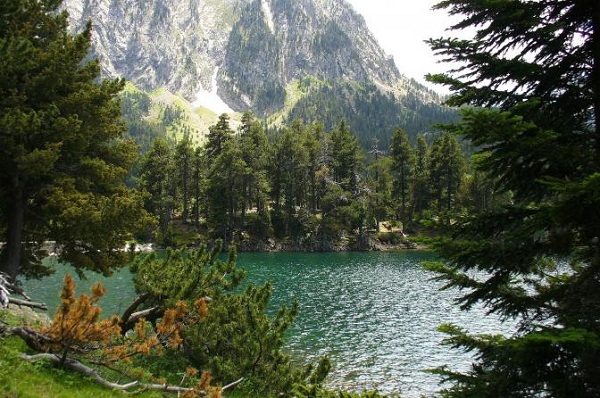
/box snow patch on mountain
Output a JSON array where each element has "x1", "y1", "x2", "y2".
[{"x1": 191, "y1": 67, "x2": 234, "y2": 115}]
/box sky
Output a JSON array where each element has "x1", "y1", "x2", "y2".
[{"x1": 345, "y1": 0, "x2": 460, "y2": 88}]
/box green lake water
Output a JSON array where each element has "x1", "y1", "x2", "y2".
[{"x1": 25, "y1": 251, "x2": 514, "y2": 397}]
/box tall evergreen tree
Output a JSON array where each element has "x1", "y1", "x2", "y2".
[
  {"x1": 175, "y1": 134, "x2": 194, "y2": 223},
  {"x1": 205, "y1": 140, "x2": 248, "y2": 243},
  {"x1": 410, "y1": 134, "x2": 430, "y2": 223},
  {"x1": 426, "y1": 0, "x2": 600, "y2": 396},
  {"x1": 205, "y1": 113, "x2": 233, "y2": 160},
  {"x1": 329, "y1": 121, "x2": 363, "y2": 194},
  {"x1": 139, "y1": 138, "x2": 176, "y2": 241},
  {"x1": 366, "y1": 152, "x2": 393, "y2": 232},
  {"x1": 427, "y1": 132, "x2": 466, "y2": 216},
  {"x1": 190, "y1": 146, "x2": 205, "y2": 228},
  {"x1": 0, "y1": 0, "x2": 147, "y2": 281},
  {"x1": 390, "y1": 127, "x2": 414, "y2": 228},
  {"x1": 238, "y1": 112, "x2": 270, "y2": 219}
]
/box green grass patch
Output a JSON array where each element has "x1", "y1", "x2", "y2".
[
  {"x1": 0, "y1": 334, "x2": 162, "y2": 398},
  {"x1": 0, "y1": 311, "x2": 160, "y2": 398}
]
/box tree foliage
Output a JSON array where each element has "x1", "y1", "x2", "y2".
[
  {"x1": 129, "y1": 244, "x2": 323, "y2": 395},
  {"x1": 0, "y1": 0, "x2": 148, "y2": 282},
  {"x1": 426, "y1": 0, "x2": 600, "y2": 396},
  {"x1": 139, "y1": 112, "x2": 481, "y2": 249},
  {"x1": 3, "y1": 274, "x2": 222, "y2": 397}
]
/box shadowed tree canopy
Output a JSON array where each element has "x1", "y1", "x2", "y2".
[
  {"x1": 0, "y1": 0, "x2": 148, "y2": 282},
  {"x1": 426, "y1": 0, "x2": 600, "y2": 397}
]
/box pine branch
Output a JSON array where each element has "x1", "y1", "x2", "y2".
[{"x1": 119, "y1": 306, "x2": 163, "y2": 334}]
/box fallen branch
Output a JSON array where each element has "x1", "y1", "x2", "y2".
[
  {"x1": 2, "y1": 325, "x2": 55, "y2": 351},
  {"x1": 8, "y1": 297, "x2": 48, "y2": 310},
  {"x1": 21, "y1": 353, "x2": 140, "y2": 390},
  {"x1": 21, "y1": 353, "x2": 211, "y2": 394},
  {"x1": 1, "y1": 272, "x2": 34, "y2": 302},
  {"x1": 222, "y1": 377, "x2": 244, "y2": 391}
]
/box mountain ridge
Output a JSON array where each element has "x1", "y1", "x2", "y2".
[{"x1": 62, "y1": 0, "x2": 455, "y2": 147}]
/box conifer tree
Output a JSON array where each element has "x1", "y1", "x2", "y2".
[
  {"x1": 329, "y1": 121, "x2": 363, "y2": 194},
  {"x1": 238, "y1": 112, "x2": 270, "y2": 220},
  {"x1": 175, "y1": 134, "x2": 194, "y2": 223},
  {"x1": 410, "y1": 134, "x2": 430, "y2": 222},
  {"x1": 0, "y1": 0, "x2": 147, "y2": 281},
  {"x1": 390, "y1": 127, "x2": 414, "y2": 228},
  {"x1": 130, "y1": 245, "x2": 307, "y2": 395},
  {"x1": 139, "y1": 138, "x2": 176, "y2": 241},
  {"x1": 426, "y1": 0, "x2": 600, "y2": 396},
  {"x1": 427, "y1": 132, "x2": 466, "y2": 217}
]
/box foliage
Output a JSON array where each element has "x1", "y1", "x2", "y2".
[
  {"x1": 43, "y1": 276, "x2": 189, "y2": 369},
  {"x1": 390, "y1": 128, "x2": 415, "y2": 226},
  {"x1": 138, "y1": 138, "x2": 176, "y2": 242},
  {"x1": 0, "y1": 0, "x2": 149, "y2": 282},
  {"x1": 131, "y1": 244, "x2": 319, "y2": 396},
  {"x1": 1, "y1": 274, "x2": 222, "y2": 397},
  {"x1": 138, "y1": 111, "x2": 480, "y2": 248},
  {"x1": 425, "y1": 0, "x2": 600, "y2": 396}
]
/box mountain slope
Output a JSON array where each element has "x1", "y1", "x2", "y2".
[{"x1": 63, "y1": 0, "x2": 455, "y2": 146}]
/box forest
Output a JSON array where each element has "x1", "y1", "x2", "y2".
[
  {"x1": 132, "y1": 111, "x2": 485, "y2": 252},
  {"x1": 2, "y1": 0, "x2": 600, "y2": 397}
]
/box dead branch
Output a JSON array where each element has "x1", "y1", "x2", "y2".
[
  {"x1": 222, "y1": 377, "x2": 245, "y2": 391},
  {"x1": 21, "y1": 353, "x2": 215, "y2": 394},
  {"x1": 2, "y1": 325, "x2": 56, "y2": 351},
  {"x1": 21, "y1": 353, "x2": 140, "y2": 390},
  {"x1": 120, "y1": 306, "x2": 163, "y2": 334},
  {"x1": 120, "y1": 292, "x2": 151, "y2": 323},
  {"x1": 8, "y1": 297, "x2": 48, "y2": 310}
]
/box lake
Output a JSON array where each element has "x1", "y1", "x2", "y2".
[{"x1": 25, "y1": 251, "x2": 514, "y2": 397}]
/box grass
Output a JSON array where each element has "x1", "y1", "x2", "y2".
[
  {"x1": 0, "y1": 311, "x2": 160, "y2": 398},
  {"x1": 0, "y1": 336, "x2": 162, "y2": 398},
  {"x1": 0, "y1": 310, "x2": 266, "y2": 398}
]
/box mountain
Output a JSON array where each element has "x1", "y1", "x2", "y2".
[{"x1": 62, "y1": 0, "x2": 456, "y2": 147}]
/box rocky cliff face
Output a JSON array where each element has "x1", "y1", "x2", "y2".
[
  {"x1": 65, "y1": 0, "x2": 420, "y2": 104},
  {"x1": 62, "y1": 0, "x2": 452, "y2": 145},
  {"x1": 218, "y1": 0, "x2": 406, "y2": 114},
  {"x1": 64, "y1": 0, "x2": 242, "y2": 100}
]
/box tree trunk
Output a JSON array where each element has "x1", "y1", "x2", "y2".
[{"x1": 2, "y1": 183, "x2": 25, "y2": 283}]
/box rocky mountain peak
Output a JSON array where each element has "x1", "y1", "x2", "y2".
[
  {"x1": 63, "y1": 0, "x2": 407, "y2": 106},
  {"x1": 62, "y1": 0, "x2": 454, "y2": 147}
]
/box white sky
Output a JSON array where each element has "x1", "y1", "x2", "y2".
[{"x1": 345, "y1": 0, "x2": 459, "y2": 88}]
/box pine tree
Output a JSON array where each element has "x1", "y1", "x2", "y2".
[
  {"x1": 410, "y1": 134, "x2": 430, "y2": 223},
  {"x1": 205, "y1": 113, "x2": 233, "y2": 160},
  {"x1": 427, "y1": 132, "x2": 466, "y2": 218},
  {"x1": 131, "y1": 245, "x2": 304, "y2": 395},
  {"x1": 0, "y1": 0, "x2": 147, "y2": 281},
  {"x1": 238, "y1": 112, "x2": 270, "y2": 220},
  {"x1": 205, "y1": 139, "x2": 248, "y2": 242},
  {"x1": 139, "y1": 138, "x2": 176, "y2": 242},
  {"x1": 426, "y1": 0, "x2": 600, "y2": 396},
  {"x1": 175, "y1": 134, "x2": 194, "y2": 223},
  {"x1": 329, "y1": 121, "x2": 363, "y2": 194},
  {"x1": 390, "y1": 127, "x2": 414, "y2": 228}
]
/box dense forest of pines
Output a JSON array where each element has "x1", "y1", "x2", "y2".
[{"x1": 133, "y1": 111, "x2": 490, "y2": 251}]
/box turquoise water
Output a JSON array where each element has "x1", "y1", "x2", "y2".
[{"x1": 24, "y1": 252, "x2": 513, "y2": 397}]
